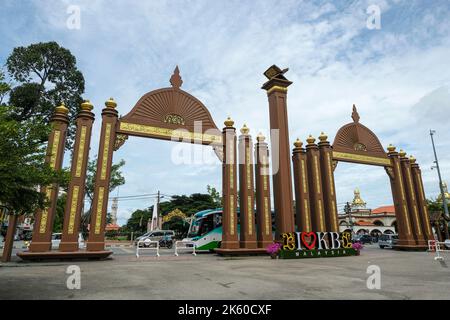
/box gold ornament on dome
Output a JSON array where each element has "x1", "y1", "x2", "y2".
[{"x1": 164, "y1": 114, "x2": 185, "y2": 125}]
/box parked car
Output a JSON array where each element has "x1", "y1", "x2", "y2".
[
  {"x1": 135, "y1": 230, "x2": 175, "y2": 247},
  {"x1": 51, "y1": 232, "x2": 85, "y2": 249},
  {"x1": 356, "y1": 234, "x2": 373, "y2": 244},
  {"x1": 378, "y1": 234, "x2": 398, "y2": 249}
]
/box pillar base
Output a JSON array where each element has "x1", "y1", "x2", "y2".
[
  {"x1": 17, "y1": 250, "x2": 112, "y2": 261},
  {"x1": 415, "y1": 239, "x2": 428, "y2": 247},
  {"x1": 221, "y1": 241, "x2": 240, "y2": 249},
  {"x1": 240, "y1": 240, "x2": 257, "y2": 249},
  {"x1": 58, "y1": 242, "x2": 80, "y2": 252},
  {"x1": 86, "y1": 241, "x2": 105, "y2": 251},
  {"x1": 258, "y1": 240, "x2": 273, "y2": 249},
  {"x1": 28, "y1": 241, "x2": 51, "y2": 253}
]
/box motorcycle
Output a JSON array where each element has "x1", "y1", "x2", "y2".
[{"x1": 159, "y1": 235, "x2": 174, "y2": 249}]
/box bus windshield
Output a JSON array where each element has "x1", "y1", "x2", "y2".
[{"x1": 188, "y1": 214, "x2": 215, "y2": 238}]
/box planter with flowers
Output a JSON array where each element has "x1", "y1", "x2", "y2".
[
  {"x1": 352, "y1": 242, "x2": 364, "y2": 255},
  {"x1": 266, "y1": 242, "x2": 282, "y2": 259}
]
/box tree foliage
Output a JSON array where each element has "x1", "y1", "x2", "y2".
[
  {"x1": 0, "y1": 105, "x2": 64, "y2": 215},
  {"x1": 5, "y1": 41, "x2": 85, "y2": 148}
]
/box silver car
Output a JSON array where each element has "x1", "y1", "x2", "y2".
[{"x1": 379, "y1": 234, "x2": 398, "y2": 249}]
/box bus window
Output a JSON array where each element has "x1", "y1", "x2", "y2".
[{"x1": 199, "y1": 214, "x2": 214, "y2": 236}]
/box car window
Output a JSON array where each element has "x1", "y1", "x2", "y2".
[{"x1": 152, "y1": 232, "x2": 163, "y2": 237}]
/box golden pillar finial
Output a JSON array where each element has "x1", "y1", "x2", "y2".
[
  {"x1": 240, "y1": 123, "x2": 250, "y2": 135},
  {"x1": 399, "y1": 149, "x2": 406, "y2": 157},
  {"x1": 81, "y1": 100, "x2": 94, "y2": 111},
  {"x1": 55, "y1": 103, "x2": 69, "y2": 114},
  {"x1": 294, "y1": 138, "x2": 303, "y2": 148},
  {"x1": 256, "y1": 132, "x2": 265, "y2": 142},
  {"x1": 409, "y1": 155, "x2": 416, "y2": 163},
  {"x1": 306, "y1": 135, "x2": 316, "y2": 144},
  {"x1": 224, "y1": 117, "x2": 234, "y2": 128},
  {"x1": 318, "y1": 132, "x2": 328, "y2": 142},
  {"x1": 105, "y1": 97, "x2": 117, "y2": 109},
  {"x1": 387, "y1": 144, "x2": 396, "y2": 153}
]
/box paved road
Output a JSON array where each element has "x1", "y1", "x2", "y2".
[{"x1": 1, "y1": 245, "x2": 449, "y2": 300}]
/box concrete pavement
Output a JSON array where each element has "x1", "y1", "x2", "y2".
[{"x1": 1, "y1": 245, "x2": 449, "y2": 300}]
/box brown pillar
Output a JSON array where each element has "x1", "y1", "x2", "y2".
[
  {"x1": 86, "y1": 98, "x2": 118, "y2": 251},
  {"x1": 221, "y1": 117, "x2": 239, "y2": 249},
  {"x1": 29, "y1": 104, "x2": 69, "y2": 252},
  {"x1": 399, "y1": 150, "x2": 426, "y2": 247},
  {"x1": 305, "y1": 135, "x2": 326, "y2": 232},
  {"x1": 255, "y1": 133, "x2": 273, "y2": 248},
  {"x1": 59, "y1": 101, "x2": 95, "y2": 252},
  {"x1": 318, "y1": 132, "x2": 339, "y2": 232},
  {"x1": 238, "y1": 125, "x2": 257, "y2": 249},
  {"x1": 292, "y1": 139, "x2": 312, "y2": 232},
  {"x1": 261, "y1": 66, "x2": 295, "y2": 238},
  {"x1": 410, "y1": 156, "x2": 434, "y2": 243},
  {"x1": 387, "y1": 145, "x2": 416, "y2": 248},
  {"x1": 1, "y1": 214, "x2": 18, "y2": 262}
]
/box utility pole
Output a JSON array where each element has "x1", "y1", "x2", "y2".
[
  {"x1": 344, "y1": 202, "x2": 353, "y2": 234},
  {"x1": 157, "y1": 190, "x2": 161, "y2": 230},
  {"x1": 430, "y1": 130, "x2": 450, "y2": 219}
]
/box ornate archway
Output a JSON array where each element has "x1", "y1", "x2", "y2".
[{"x1": 331, "y1": 106, "x2": 432, "y2": 250}]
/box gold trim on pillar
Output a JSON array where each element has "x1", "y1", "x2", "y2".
[
  {"x1": 267, "y1": 86, "x2": 288, "y2": 95},
  {"x1": 264, "y1": 197, "x2": 270, "y2": 236},
  {"x1": 247, "y1": 195, "x2": 253, "y2": 235},
  {"x1": 230, "y1": 195, "x2": 235, "y2": 235},
  {"x1": 246, "y1": 147, "x2": 251, "y2": 189},
  {"x1": 301, "y1": 159, "x2": 307, "y2": 191},
  {"x1": 328, "y1": 154, "x2": 335, "y2": 196},
  {"x1": 75, "y1": 126, "x2": 87, "y2": 177},
  {"x1": 318, "y1": 199, "x2": 325, "y2": 230},
  {"x1": 332, "y1": 151, "x2": 391, "y2": 166},
  {"x1": 304, "y1": 199, "x2": 310, "y2": 231},
  {"x1": 68, "y1": 186, "x2": 80, "y2": 234},
  {"x1": 49, "y1": 130, "x2": 61, "y2": 169},
  {"x1": 94, "y1": 187, "x2": 105, "y2": 234},
  {"x1": 39, "y1": 188, "x2": 53, "y2": 233},
  {"x1": 314, "y1": 156, "x2": 321, "y2": 194},
  {"x1": 100, "y1": 124, "x2": 112, "y2": 180}
]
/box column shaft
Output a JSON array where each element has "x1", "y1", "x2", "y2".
[
  {"x1": 399, "y1": 155, "x2": 426, "y2": 247},
  {"x1": 318, "y1": 135, "x2": 339, "y2": 232},
  {"x1": 388, "y1": 150, "x2": 416, "y2": 247},
  {"x1": 221, "y1": 121, "x2": 239, "y2": 249},
  {"x1": 29, "y1": 106, "x2": 69, "y2": 252},
  {"x1": 255, "y1": 135, "x2": 273, "y2": 248},
  {"x1": 306, "y1": 137, "x2": 326, "y2": 232},
  {"x1": 60, "y1": 103, "x2": 95, "y2": 252},
  {"x1": 292, "y1": 141, "x2": 312, "y2": 232},
  {"x1": 87, "y1": 101, "x2": 118, "y2": 251},
  {"x1": 411, "y1": 161, "x2": 433, "y2": 242},
  {"x1": 238, "y1": 130, "x2": 257, "y2": 248}
]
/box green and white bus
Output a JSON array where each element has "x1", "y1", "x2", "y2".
[{"x1": 183, "y1": 208, "x2": 275, "y2": 251}]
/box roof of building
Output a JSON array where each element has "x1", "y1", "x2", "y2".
[
  {"x1": 105, "y1": 223, "x2": 120, "y2": 231},
  {"x1": 372, "y1": 205, "x2": 395, "y2": 214}
]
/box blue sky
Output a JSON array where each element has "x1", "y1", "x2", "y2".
[{"x1": 1, "y1": 0, "x2": 450, "y2": 225}]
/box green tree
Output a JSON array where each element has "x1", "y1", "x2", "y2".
[
  {"x1": 207, "y1": 184, "x2": 222, "y2": 206},
  {"x1": 6, "y1": 41, "x2": 85, "y2": 148},
  {"x1": 80, "y1": 158, "x2": 126, "y2": 231},
  {"x1": 0, "y1": 105, "x2": 64, "y2": 215},
  {"x1": 0, "y1": 70, "x2": 10, "y2": 105}
]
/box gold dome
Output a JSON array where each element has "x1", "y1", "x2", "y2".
[
  {"x1": 306, "y1": 135, "x2": 316, "y2": 144},
  {"x1": 294, "y1": 138, "x2": 303, "y2": 148},
  {"x1": 224, "y1": 117, "x2": 234, "y2": 128},
  {"x1": 352, "y1": 188, "x2": 367, "y2": 208},
  {"x1": 240, "y1": 124, "x2": 249, "y2": 135},
  {"x1": 318, "y1": 132, "x2": 328, "y2": 142},
  {"x1": 387, "y1": 144, "x2": 396, "y2": 152},
  {"x1": 81, "y1": 100, "x2": 94, "y2": 111},
  {"x1": 409, "y1": 155, "x2": 416, "y2": 163},
  {"x1": 437, "y1": 181, "x2": 450, "y2": 202},
  {"x1": 256, "y1": 132, "x2": 265, "y2": 142},
  {"x1": 105, "y1": 97, "x2": 117, "y2": 109},
  {"x1": 55, "y1": 103, "x2": 69, "y2": 114},
  {"x1": 399, "y1": 149, "x2": 407, "y2": 157}
]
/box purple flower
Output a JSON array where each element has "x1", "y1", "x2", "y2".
[
  {"x1": 266, "y1": 242, "x2": 282, "y2": 255},
  {"x1": 352, "y1": 242, "x2": 364, "y2": 251}
]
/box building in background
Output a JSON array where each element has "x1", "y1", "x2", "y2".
[{"x1": 338, "y1": 188, "x2": 397, "y2": 237}]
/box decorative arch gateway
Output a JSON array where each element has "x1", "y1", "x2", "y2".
[
  {"x1": 22, "y1": 66, "x2": 274, "y2": 259},
  {"x1": 292, "y1": 105, "x2": 432, "y2": 250}
]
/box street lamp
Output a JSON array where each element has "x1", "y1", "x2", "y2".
[{"x1": 430, "y1": 130, "x2": 450, "y2": 220}]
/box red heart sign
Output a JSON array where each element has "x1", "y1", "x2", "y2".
[{"x1": 301, "y1": 232, "x2": 317, "y2": 250}]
